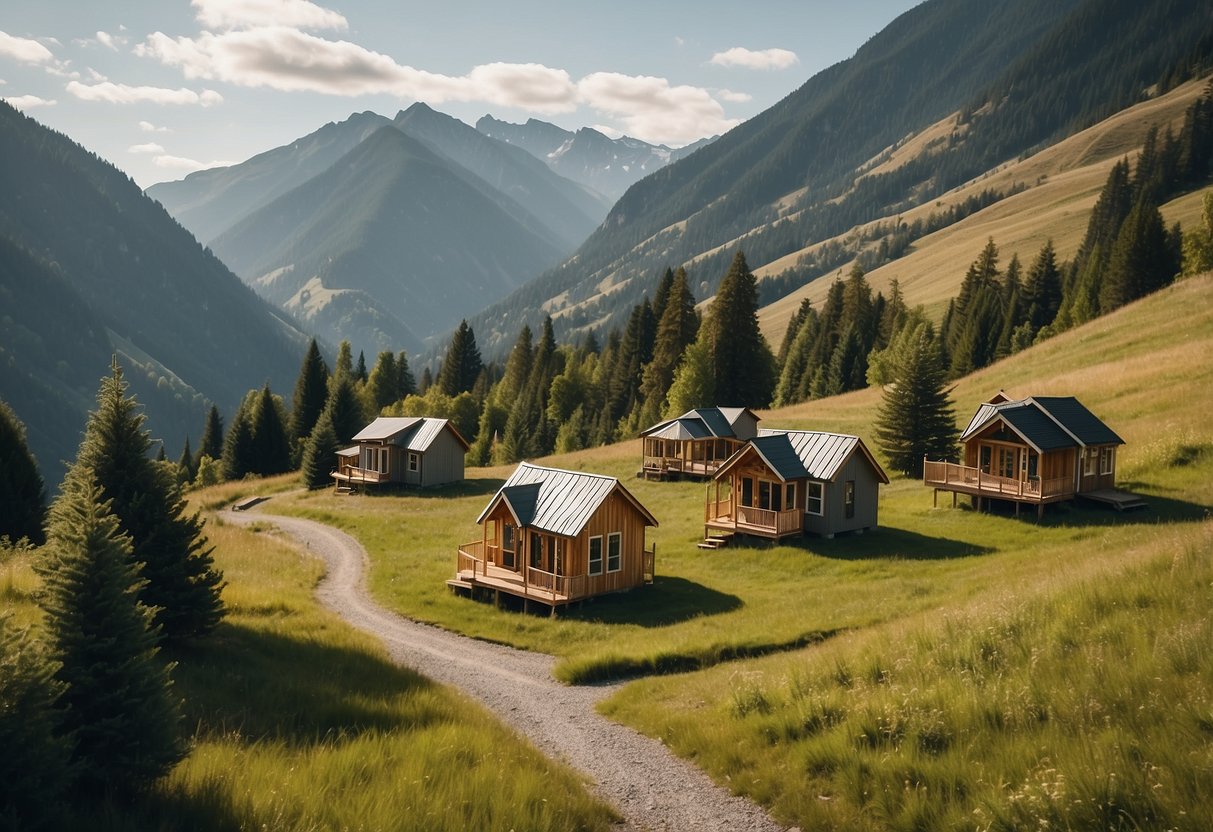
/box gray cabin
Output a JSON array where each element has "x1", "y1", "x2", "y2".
[
  {"x1": 704, "y1": 429, "x2": 889, "y2": 543},
  {"x1": 640, "y1": 406, "x2": 761, "y2": 479},
  {"x1": 333, "y1": 416, "x2": 469, "y2": 490}
]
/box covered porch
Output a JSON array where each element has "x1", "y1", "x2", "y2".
[
  {"x1": 703, "y1": 479, "x2": 803, "y2": 540},
  {"x1": 641, "y1": 436, "x2": 742, "y2": 480},
  {"x1": 923, "y1": 459, "x2": 1074, "y2": 516}
]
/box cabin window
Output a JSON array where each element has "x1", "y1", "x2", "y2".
[
  {"x1": 408, "y1": 452, "x2": 419, "y2": 472},
  {"x1": 741, "y1": 477, "x2": 753, "y2": 507},
  {"x1": 653, "y1": 439, "x2": 664, "y2": 458},
  {"x1": 758, "y1": 480, "x2": 772, "y2": 510},
  {"x1": 979, "y1": 446, "x2": 992, "y2": 473},
  {"x1": 607, "y1": 532, "x2": 622, "y2": 573},
  {"x1": 806, "y1": 482, "x2": 823, "y2": 516},
  {"x1": 844, "y1": 481, "x2": 855, "y2": 519},
  {"x1": 784, "y1": 483, "x2": 796, "y2": 510},
  {"x1": 554, "y1": 538, "x2": 565, "y2": 576},
  {"x1": 502, "y1": 523, "x2": 516, "y2": 569},
  {"x1": 530, "y1": 532, "x2": 543, "y2": 569},
  {"x1": 717, "y1": 439, "x2": 731, "y2": 459},
  {"x1": 1099, "y1": 446, "x2": 1114, "y2": 476},
  {"x1": 1083, "y1": 448, "x2": 1096, "y2": 477},
  {"x1": 588, "y1": 536, "x2": 603, "y2": 576}
]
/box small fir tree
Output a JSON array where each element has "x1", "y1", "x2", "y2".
[
  {"x1": 249, "y1": 385, "x2": 292, "y2": 476},
  {"x1": 396, "y1": 351, "x2": 417, "y2": 399},
  {"x1": 705, "y1": 251, "x2": 776, "y2": 406},
  {"x1": 176, "y1": 437, "x2": 195, "y2": 485},
  {"x1": 873, "y1": 328, "x2": 959, "y2": 478},
  {"x1": 290, "y1": 338, "x2": 329, "y2": 444},
  {"x1": 325, "y1": 374, "x2": 367, "y2": 445},
  {"x1": 37, "y1": 476, "x2": 185, "y2": 795},
  {"x1": 0, "y1": 399, "x2": 46, "y2": 544},
  {"x1": 220, "y1": 406, "x2": 255, "y2": 481},
  {"x1": 196, "y1": 405, "x2": 224, "y2": 466},
  {"x1": 437, "y1": 320, "x2": 484, "y2": 396},
  {"x1": 300, "y1": 407, "x2": 339, "y2": 489}
]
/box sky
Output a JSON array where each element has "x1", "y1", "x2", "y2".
[{"x1": 1, "y1": 0, "x2": 921, "y2": 188}]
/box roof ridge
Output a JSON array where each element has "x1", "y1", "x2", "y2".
[
  {"x1": 517, "y1": 460, "x2": 619, "y2": 482},
  {"x1": 763, "y1": 427, "x2": 859, "y2": 440}
]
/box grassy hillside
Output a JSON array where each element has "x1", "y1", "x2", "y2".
[
  {"x1": 265, "y1": 273, "x2": 1212, "y2": 694},
  {"x1": 758, "y1": 76, "x2": 1211, "y2": 345},
  {"x1": 1, "y1": 488, "x2": 615, "y2": 830}
]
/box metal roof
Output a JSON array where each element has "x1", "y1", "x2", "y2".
[
  {"x1": 476, "y1": 462, "x2": 658, "y2": 536},
  {"x1": 715, "y1": 429, "x2": 889, "y2": 484},
  {"x1": 337, "y1": 445, "x2": 360, "y2": 457},
  {"x1": 960, "y1": 396, "x2": 1123, "y2": 450},
  {"x1": 641, "y1": 406, "x2": 757, "y2": 440},
  {"x1": 693, "y1": 408, "x2": 735, "y2": 438},
  {"x1": 351, "y1": 416, "x2": 467, "y2": 451},
  {"x1": 748, "y1": 434, "x2": 810, "y2": 481},
  {"x1": 646, "y1": 418, "x2": 710, "y2": 441}
]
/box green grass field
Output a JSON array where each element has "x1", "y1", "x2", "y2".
[{"x1": 3, "y1": 504, "x2": 615, "y2": 830}]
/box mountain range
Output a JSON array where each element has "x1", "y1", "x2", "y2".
[
  {"x1": 0, "y1": 102, "x2": 311, "y2": 485},
  {"x1": 459, "y1": 0, "x2": 1212, "y2": 358}
]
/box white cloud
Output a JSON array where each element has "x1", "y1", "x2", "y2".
[
  {"x1": 128, "y1": 142, "x2": 166, "y2": 153},
  {"x1": 0, "y1": 30, "x2": 56, "y2": 63},
  {"x1": 191, "y1": 0, "x2": 347, "y2": 31},
  {"x1": 152, "y1": 153, "x2": 235, "y2": 173},
  {"x1": 577, "y1": 72, "x2": 739, "y2": 146},
  {"x1": 139, "y1": 119, "x2": 170, "y2": 132},
  {"x1": 67, "y1": 80, "x2": 223, "y2": 106},
  {"x1": 709, "y1": 47, "x2": 799, "y2": 71},
  {"x1": 138, "y1": 28, "x2": 578, "y2": 112},
  {"x1": 5, "y1": 94, "x2": 57, "y2": 109},
  {"x1": 716, "y1": 88, "x2": 752, "y2": 103}
]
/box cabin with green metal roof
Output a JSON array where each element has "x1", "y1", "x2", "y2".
[
  {"x1": 333, "y1": 416, "x2": 469, "y2": 491},
  {"x1": 702, "y1": 429, "x2": 889, "y2": 544},
  {"x1": 450, "y1": 463, "x2": 658, "y2": 610},
  {"x1": 924, "y1": 392, "x2": 1128, "y2": 516}
]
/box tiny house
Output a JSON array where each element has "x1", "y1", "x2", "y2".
[
  {"x1": 704, "y1": 429, "x2": 888, "y2": 542},
  {"x1": 923, "y1": 393, "x2": 1129, "y2": 516},
  {"x1": 640, "y1": 407, "x2": 760, "y2": 479},
  {"x1": 450, "y1": 463, "x2": 658, "y2": 610},
  {"x1": 332, "y1": 416, "x2": 469, "y2": 490}
]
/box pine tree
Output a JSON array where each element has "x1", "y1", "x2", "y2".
[
  {"x1": 664, "y1": 334, "x2": 716, "y2": 416},
  {"x1": 396, "y1": 351, "x2": 417, "y2": 399},
  {"x1": 326, "y1": 374, "x2": 367, "y2": 445},
  {"x1": 220, "y1": 406, "x2": 254, "y2": 481},
  {"x1": 196, "y1": 405, "x2": 224, "y2": 466},
  {"x1": 0, "y1": 611, "x2": 73, "y2": 829},
  {"x1": 873, "y1": 328, "x2": 958, "y2": 478},
  {"x1": 651, "y1": 267, "x2": 676, "y2": 324},
  {"x1": 249, "y1": 385, "x2": 292, "y2": 476},
  {"x1": 419, "y1": 366, "x2": 433, "y2": 393},
  {"x1": 176, "y1": 437, "x2": 195, "y2": 485},
  {"x1": 497, "y1": 324, "x2": 534, "y2": 407},
  {"x1": 638, "y1": 268, "x2": 698, "y2": 425},
  {"x1": 1022, "y1": 239, "x2": 1063, "y2": 329},
  {"x1": 355, "y1": 350, "x2": 368, "y2": 383},
  {"x1": 299, "y1": 407, "x2": 339, "y2": 489},
  {"x1": 69, "y1": 360, "x2": 224, "y2": 641},
  {"x1": 0, "y1": 399, "x2": 46, "y2": 544},
  {"x1": 1070, "y1": 158, "x2": 1132, "y2": 286},
  {"x1": 1182, "y1": 191, "x2": 1213, "y2": 276},
  {"x1": 37, "y1": 476, "x2": 185, "y2": 795},
  {"x1": 437, "y1": 321, "x2": 484, "y2": 396},
  {"x1": 1100, "y1": 198, "x2": 1173, "y2": 313},
  {"x1": 606, "y1": 300, "x2": 656, "y2": 424},
  {"x1": 705, "y1": 251, "x2": 776, "y2": 406},
  {"x1": 290, "y1": 339, "x2": 329, "y2": 444},
  {"x1": 365, "y1": 351, "x2": 400, "y2": 413},
  {"x1": 333, "y1": 341, "x2": 354, "y2": 386}
]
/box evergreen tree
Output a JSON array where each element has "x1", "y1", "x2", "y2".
[
  {"x1": 156, "y1": 443, "x2": 167, "y2": 463},
  {"x1": 249, "y1": 385, "x2": 292, "y2": 476},
  {"x1": 196, "y1": 405, "x2": 224, "y2": 466},
  {"x1": 777, "y1": 298, "x2": 814, "y2": 367},
  {"x1": 664, "y1": 334, "x2": 716, "y2": 416},
  {"x1": 651, "y1": 266, "x2": 676, "y2": 324},
  {"x1": 1070, "y1": 158, "x2": 1132, "y2": 286},
  {"x1": 355, "y1": 350, "x2": 368, "y2": 383},
  {"x1": 704, "y1": 251, "x2": 776, "y2": 406},
  {"x1": 774, "y1": 304, "x2": 821, "y2": 405},
  {"x1": 418, "y1": 366, "x2": 433, "y2": 394},
  {"x1": 1022, "y1": 239, "x2": 1063, "y2": 329},
  {"x1": 290, "y1": 338, "x2": 329, "y2": 444},
  {"x1": 69, "y1": 360, "x2": 224, "y2": 641},
  {"x1": 497, "y1": 324, "x2": 534, "y2": 406},
  {"x1": 1182, "y1": 191, "x2": 1213, "y2": 276},
  {"x1": 873, "y1": 328, "x2": 959, "y2": 478},
  {"x1": 437, "y1": 320, "x2": 484, "y2": 396},
  {"x1": 0, "y1": 611, "x2": 72, "y2": 829},
  {"x1": 824, "y1": 324, "x2": 866, "y2": 396},
  {"x1": 326, "y1": 374, "x2": 367, "y2": 445},
  {"x1": 37, "y1": 476, "x2": 185, "y2": 795},
  {"x1": 176, "y1": 437, "x2": 195, "y2": 485},
  {"x1": 638, "y1": 267, "x2": 699, "y2": 425},
  {"x1": 220, "y1": 406, "x2": 255, "y2": 481},
  {"x1": 299, "y1": 407, "x2": 339, "y2": 489},
  {"x1": 365, "y1": 351, "x2": 400, "y2": 413},
  {"x1": 334, "y1": 340, "x2": 354, "y2": 383},
  {"x1": 396, "y1": 351, "x2": 417, "y2": 399},
  {"x1": 606, "y1": 299, "x2": 656, "y2": 424},
  {"x1": 0, "y1": 399, "x2": 46, "y2": 544},
  {"x1": 1100, "y1": 198, "x2": 1173, "y2": 312}
]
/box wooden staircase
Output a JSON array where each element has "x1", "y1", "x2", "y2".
[{"x1": 697, "y1": 531, "x2": 733, "y2": 550}]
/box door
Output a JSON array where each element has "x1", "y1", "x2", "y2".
[{"x1": 995, "y1": 446, "x2": 1018, "y2": 480}]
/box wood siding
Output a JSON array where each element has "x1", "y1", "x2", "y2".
[
  {"x1": 574, "y1": 491, "x2": 649, "y2": 595},
  {"x1": 419, "y1": 428, "x2": 466, "y2": 487},
  {"x1": 806, "y1": 451, "x2": 881, "y2": 536}
]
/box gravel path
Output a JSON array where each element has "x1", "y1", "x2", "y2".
[{"x1": 227, "y1": 507, "x2": 785, "y2": 832}]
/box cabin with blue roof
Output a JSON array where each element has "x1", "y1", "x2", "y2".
[
  {"x1": 640, "y1": 406, "x2": 760, "y2": 479},
  {"x1": 450, "y1": 462, "x2": 658, "y2": 610},
  {"x1": 702, "y1": 429, "x2": 889, "y2": 545},
  {"x1": 923, "y1": 392, "x2": 1132, "y2": 516}
]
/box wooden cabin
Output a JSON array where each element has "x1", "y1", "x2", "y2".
[
  {"x1": 923, "y1": 393, "x2": 1128, "y2": 516},
  {"x1": 450, "y1": 462, "x2": 658, "y2": 610},
  {"x1": 703, "y1": 429, "x2": 889, "y2": 543},
  {"x1": 332, "y1": 416, "x2": 469, "y2": 490},
  {"x1": 640, "y1": 407, "x2": 760, "y2": 479}
]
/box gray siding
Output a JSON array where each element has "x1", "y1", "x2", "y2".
[
  {"x1": 803, "y1": 452, "x2": 881, "y2": 536},
  {"x1": 733, "y1": 411, "x2": 759, "y2": 441},
  {"x1": 418, "y1": 428, "x2": 466, "y2": 486}
]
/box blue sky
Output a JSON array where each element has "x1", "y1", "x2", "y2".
[{"x1": 1, "y1": 1, "x2": 920, "y2": 187}]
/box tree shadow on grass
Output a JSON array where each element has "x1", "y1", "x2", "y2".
[
  {"x1": 558, "y1": 575, "x2": 743, "y2": 627},
  {"x1": 730, "y1": 526, "x2": 996, "y2": 561},
  {"x1": 167, "y1": 620, "x2": 445, "y2": 748},
  {"x1": 964, "y1": 489, "x2": 1210, "y2": 527}
]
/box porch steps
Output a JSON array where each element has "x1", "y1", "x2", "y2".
[{"x1": 697, "y1": 531, "x2": 734, "y2": 550}]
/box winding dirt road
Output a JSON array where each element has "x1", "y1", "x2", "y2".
[{"x1": 227, "y1": 508, "x2": 785, "y2": 832}]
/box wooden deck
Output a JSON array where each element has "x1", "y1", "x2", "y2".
[
  {"x1": 923, "y1": 460, "x2": 1073, "y2": 504},
  {"x1": 704, "y1": 498, "x2": 803, "y2": 540},
  {"x1": 641, "y1": 456, "x2": 720, "y2": 480},
  {"x1": 331, "y1": 467, "x2": 390, "y2": 486},
  {"x1": 1078, "y1": 489, "x2": 1147, "y2": 511}
]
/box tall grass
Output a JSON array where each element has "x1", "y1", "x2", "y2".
[
  {"x1": 601, "y1": 520, "x2": 1213, "y2": 831},
  {"x1": 7, "y1": 514, "x2": 615, "y2": 830}
]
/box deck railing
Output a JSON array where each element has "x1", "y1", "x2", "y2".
[
  {"x1": 705, "y1": 497, "x2": 733, "y2": 521},
  {"x1": 643, "y1": 544, "x2": 656, "y2": 583},
  {"x1": 923, "y1": 460, "x2": 1073, "y2": 499},
  {"x1": 457, "y1": 540, "x2": 484, "y2": 577},
  {"x1": 525, "y1": 566, "x2": 589, "y2": 601},
  {"x1": 342, "y1": 466, "x2": 390, "y2": 484}
]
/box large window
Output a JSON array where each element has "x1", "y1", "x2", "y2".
[
  {"x1": 502, "y1": 523, "x2": 516, "y2": 569},
  {"x1": 806, "y1": 482, "x2": 823, "y2": 516},
  {"x1": 607, "y1": 532, "x2": 622, "y2": 573},
  {"x1": 362, "y1": 447, "x2": 388, "y2": 473},
  {"x1": 588, "y1": 536, "x2": 603, "y2": 576},
  {"x1": 1083, "y1": 448, "x2": 1096, "y2": 477},
  {"x1": 1099, "y1": 446, "x2": 1114, "y2": 476},
  {"x1": 844, "y1": 481, "x2": 855, "y2": 519}
]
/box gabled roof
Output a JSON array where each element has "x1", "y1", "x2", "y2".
[
  {"x1": 336, "y1": 445, "x2": 360, "y2": 457},
  {"x1": 960, "y1": 395, "x2": 1123, "y2": 451},
  {"x1": 714, "y1": 429, "x2": 889, "y2": 484},
  {"x1": 352, "y1": 416, "x2": 470, "y2": 451},
  {"x1": 476, "y1": 462, "x2": 658, "y2": 537},
  {"x1": 640, "y1": 406, "x2": 759, "y2": 440}
]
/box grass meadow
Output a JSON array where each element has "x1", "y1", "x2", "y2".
[{"x1": 2, "y1": 503, "x2": 615, "y2": 830}]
